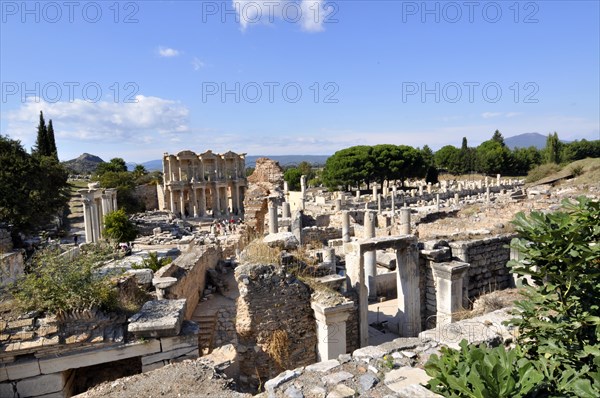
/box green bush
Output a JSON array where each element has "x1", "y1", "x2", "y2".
[
  {"x1": 11, "y1": 246, "x2": 119, "y2": 314},
  {"x1": 104, "y1": 209, "x2": 138, "y2": 243},
  {"x1": 132, "y1": 251, "x2": 172, "y2": 272},
  {"x1": 425, "y1": 340, "x2": 544, "y2": 398},
  {"x1": 425, "y1": 197, "x2": 600, "y2": 397},
  {"x1": 525, "y1": 163, "x2": 561, "y2": 183}
]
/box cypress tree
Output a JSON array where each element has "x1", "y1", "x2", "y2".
[
  {"x1": 47, "y1": 119, "x2": 58, "y2": 160},
  {"x1": 33, "y1": 111, "x2": 49, "y2": 156}
]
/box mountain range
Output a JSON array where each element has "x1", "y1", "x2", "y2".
[{"x1": 64, "y1": 133, "x2": 585, "y2": 174}]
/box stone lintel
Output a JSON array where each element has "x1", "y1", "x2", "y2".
[{"x1": 431, "y1": 261, "x2": 469, "y2": 281}]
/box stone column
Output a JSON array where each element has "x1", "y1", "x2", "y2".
[
  {"x1": 311, "y1": 301, "x2": 354, "y2": 361},
  {"x1": 323, "y1": 247, "x2": 336, "y2": 274},
  {"x1": 427, "y1": 183, "x2": 432, "y2": 194},
  {"x1": 300, "y1": 175, "x2": 307, "y2": 194},
  {"x1": 355, "y1": 190, "x2": 360, "y2": 199},
  {"x1": 372, "y1": 186, "x2": 377, "y2": 201},
  {"x1": 486, "y1": 186, "x2": 490, "y2": 203},
  {"x1": 436, "y1": 193, "x2": 440, "y2": 211},
  {"x1": 213, "y1": 185, "x2": 220, "y2": 216},
  {"x1": 169, "y1": 188, "x2": 175, "y2": 212},
  {"x1": 90, "y1": 200, "x2": 101, "y2": 242},
  {"x1": 364, "y1": 211, "x2": 377, "y2": 299},
  {"x1": 283, "y1": 181, "x2": 289, "y2": 195},
  {"x1": 192, "y1": 187, "x2": 199, "y2": 217},
  {"x1": 377, "y1": 194, "x2": 382, "y2": 214},
  {"x1": 400, "y1": 208, "x2": 411, "y2": 235},
  {"x1": 199, "y1": 187, "x2": 206, "y2": 217},
  {"x1": 335, "y1": 198, "x2": 342, "y2": 212},
  {"x1": 454, "y1": 193, "x2": 459, "y2": 205},
  {"x1": 419, "y1": 185, "x2": 423, "y2": 196},
  {"x1": 341, "y1": 211, "x2": 350, "y2": 243},
  {"x1": 282, "y1": 201, "x2": 291, "y2": 218},
  {"x1": 391, "y1": 193, "x2": 396, "y2": 213},
  {"x1": 180, "y1": 191, "x2": 186, "y2": 219},
  {"x1": 496, "y1": 174, "x2": 501, "y2": 186},
  {"x1": 431, "y1": 262, "x2": 470, "y2": 325},
  {"x1": 112, "y1": 191, "x2": 118, "y2": 211},
  {"x1": 83, "y1": 200, "x2": 93, "y2": 243},
  {"x1": 268, "y1": 199, "x2": 278, "y2": 234},
  {"x1": 396, "y1": 239, "x2": 421, "y2": 337},
  {"x1": 342, "y1": 241, "x2": 367, "y2": 346},
  {"x1": 235, "y1": 183, "x2": 241, "y2": 214}
]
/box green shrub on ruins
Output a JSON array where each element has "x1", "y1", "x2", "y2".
[
  {"x1": 425, "y1": 196, "x2": 600, "y2": 397},
  {"x1": 11, "y1": 245, "x2": 119, "y2": 315},
  {"x1": 132, "y1": 251, "x2": 172, "y2": 272},
  {"x1": 425, "y1": 340, "x2": 543, "y2": 398}
]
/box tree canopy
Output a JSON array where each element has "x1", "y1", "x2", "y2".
[{"x1": 0, "y1": 135, "x2": 69, "y2": 240}]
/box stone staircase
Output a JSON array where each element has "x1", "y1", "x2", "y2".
[{"x1": 193, "y1": 313, "x2": 218, "y2": 355}]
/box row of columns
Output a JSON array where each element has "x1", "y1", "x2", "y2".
[
  {"x1": 80, "y1": 187, "x2": 117, "y2": 243},
  {"x1": 166, "y1": 183, "x2": 244, "y2": 219}
]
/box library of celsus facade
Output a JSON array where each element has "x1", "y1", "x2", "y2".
[{"x1": 159, "y1": 150, "x2": 247, "y2": 218}]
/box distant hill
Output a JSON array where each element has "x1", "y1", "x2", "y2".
[
  {"x1": 135, "y1": 155, "x2": 330, "y2": 172},
  {"x1": 504, "y1": 133, "x2": 548, "y2": 149},
  {"x1": 63, "y1": 153, "x2": 104, "y2": 174}
]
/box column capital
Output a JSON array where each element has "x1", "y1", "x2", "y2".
[{"x1": 311, "y1": 301, "x2": 354, "y2": 324}]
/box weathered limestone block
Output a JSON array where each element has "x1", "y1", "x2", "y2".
[
  {"x1": 128, "y1": 299, "x2": 187, "y2": 338},
  {"x1": 263, "y1": 231, "x2": 299, "y2": 250}
]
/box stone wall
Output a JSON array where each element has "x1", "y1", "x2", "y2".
[
  {"x1": 134, "y1": 184, "x2": 160, "y2": 211},
  {"x1": 301, "y1": 226, "x2": 342, "y2": 246},
  {"x1": 342, "y1": 290, "x2": 360, "y2": 354},
  {"x1": 0, "y1": 251, "x2": 24, "y2": 287},
  {"x1": 234, "y1": 263, "x2": 317, "y2": 392},
  {"x1": 449, "y1": 235, "x2": 514, "y2": 298},
  {"x1": 154, "y1": 245, "x2": 221, "y2": 319}
]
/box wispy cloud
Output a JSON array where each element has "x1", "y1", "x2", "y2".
[
  {"x1": 481, "y1": 112, "x2": 503, "y2": 119},
  {"x1": 157, "y1": 46, "x2": 181, "y2": 57},
  {"x1": 192, "y1": 57, "x2": 206, "y2": 71}
]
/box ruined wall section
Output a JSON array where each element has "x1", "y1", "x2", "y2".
[
  {"x1": 133, "y1": 184, "x2": 159, "y2": 211},
  {"x1": 154, "y1": 245, "x2": 221, "y2": 319},
  {"x1": 449, "y1": 235, "x2": 514, "y2": 299},
  {"x1": 234, "y1": 263, "x2": 317, "y2": 391},
  {"x1": 243, "y1": 158, "x2": 284, "y2": 235}
]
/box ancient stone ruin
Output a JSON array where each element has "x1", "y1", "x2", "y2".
[{"x1": 4, "y1": 152, "x2": 590, "y2": 398}]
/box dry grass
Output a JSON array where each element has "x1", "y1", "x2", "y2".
[
  {"x1": 242, "y1": 239, "x2": 282, "y2": 265},
  {"x1": 264, "y1": 329, "x2": 290, "y2": 370},
  {"x1": 453, "y1": 288, "x2": 522, "y2": 321}
]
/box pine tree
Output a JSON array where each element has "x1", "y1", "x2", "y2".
[
  {"x1": 47, "y1": 119, "x2": 58, "y2": 160},
  {"x1": 492, "y1": 130, "x2": 505, "y2": 147},
  {"x1": 33, "y1": 111, "x2": 49, "y2": 156}
]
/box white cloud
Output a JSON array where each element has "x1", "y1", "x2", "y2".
[
  {"x1": 506, "y1": 112, "x2": 522, "y2": 118},
  {"x1": 192, "y1": 57, "x2": 206, "y2": 71},
  {"x1": 4, "y1": 96, "x2": 190, "y2": 148},
  {"x1": 481, "y1": 112, "x2": 503, "y2": 119},
  {"x1": 232, "y1": 0, "x2": 328, "y2": 32},
  {"x1": 157, "y1": 46, "x2": 181, "y2": 57}
]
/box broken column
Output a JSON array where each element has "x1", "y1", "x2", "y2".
[
  {"x1": 282, "y1": 201, "x2": 291, "y2": 219},
  {"x1": 431, "y1": 262, "x2": 470, "y2": 325},
  {"x1": 311, "y1": 301, "x2": 354, "y2": 361},
  {"x1": 377, "y1": 194, "x2": 382, "y2": 214},
  {"x1": 323, "y1": 247, "x2": 336, "y2": 274},
  {"x1": 335, "y1": 198, "x2": 342, "y2": 212},
  {"x1": 364, "y1": 211, "x2": 377, "y2": 299},
  {"x1": 400, "y1": 208, "x2": 411, "y2": 235},
  {"x1": 268, "y1": 198, "x2": 278, "y2": 234},
  {"x1": 396, "y1": 238, "x2": 421, "y2": 337},
  {"x1": 341, "y1": 211, "x2": 350, "y2": 243}
]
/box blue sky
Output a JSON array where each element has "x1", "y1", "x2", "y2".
[{"x1": 1, "y1": 0, "x2": 599, "y2": 162}]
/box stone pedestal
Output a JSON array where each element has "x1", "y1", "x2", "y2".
[
  {"x1": 431, "y1": 262, "x2": 470, "y2": 325},
  {"x1": 311, "y1": 301, "x2": 354, "y2": 361},
  {"x1": 395, "y1": 242, "x2": 421, "y2": 337}
]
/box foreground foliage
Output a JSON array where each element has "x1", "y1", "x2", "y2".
[
  {"x1": 11, "y1": 244, "x2": 120, "y2": 314},
  {"x1": 425, "y1": 197, "x2": 600, "y2": 397}
]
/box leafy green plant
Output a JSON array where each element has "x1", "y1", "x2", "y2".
[
  {"x1": 425, "y1": 340, "x2": 544, "y2": 398},
  {"x1": 508, "y1": 197, "x2": 600, "y2": 396},
  {"x1": 425, "y1": 197, "x2": 600, "y2": 397},
  {"x1": 11, "y1": 247, "x2": 120, "y2": 314},
  {"x1": 132, "y1": 251, "x2": 172, "y2": 272},
  {"x1": 103, "y1": 209, "x2": 138, "y2": 243}
]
